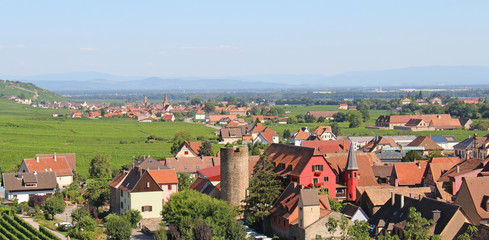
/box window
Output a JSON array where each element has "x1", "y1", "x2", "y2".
[
  {"x1": 324, "y1": 176, "x2": 329, "y2": 182},
  {"x1": 354, "y1": 172, "x2": 357, "y2": 178},
  {"x1": 312, "y1": 165, "x2": 323, "y2": 172},
  {"x1": 349, "y1": 193, "x2": 352, "y2": 199},
  {"x1": 291, "y1": 178, "x2": 297, "y2": 183},
  {"x1": 141, "y1": 205, "x2": 153, "y2": 212},
  {"x1": 168, "y1": 184, "x2": 172, "y2": 190},
  {"x1": 121, "y1": 202, "x2": 124, "y2": 208},
  {"x1": 146, "y1": 182, "x2": 150, "y2": 188},
  {"x1": 313, "y1": 178, "x2": 318, "y2": 184},
  {"x1": 120, "y1": 190, "x2": 123, "y2": 196},
  {"x1": 349, "y1": 172, "x2": 352, "y2": 179},
  {"x1": 184, "y1": 151, "x2": 189, "y2": 155}
]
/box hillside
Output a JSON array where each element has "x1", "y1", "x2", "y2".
[{"x1": 0, "y1": 79, "x2": 67, "y2": 102}]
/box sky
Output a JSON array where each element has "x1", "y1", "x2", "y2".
[{"x1": 1, "y1": 1, "x2": 488, "y2": 78}]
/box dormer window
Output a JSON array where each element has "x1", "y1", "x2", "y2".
[{"x1": 146, "y1": 182, "x2": 150, "y2": 188}]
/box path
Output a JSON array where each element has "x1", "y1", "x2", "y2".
[
  {"x1": 54, "y1": 204, "x2": 76, "y2": 223},
  {"x1": 18, "y1": 214, "x2": 67, "y2": 240}
]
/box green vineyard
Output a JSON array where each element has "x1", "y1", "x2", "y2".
[{"x1": 0, "y1": 209, "x2": 61, "y2": 240}]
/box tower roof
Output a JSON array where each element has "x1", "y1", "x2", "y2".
[
  {"x1": 163, "y1": 93, "x2": 169, "y2": 106},
  {"x1": 346, "y1": 141, "x2": 358, "y2": 170}
]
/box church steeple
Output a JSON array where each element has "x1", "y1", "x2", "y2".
[
  {"x1": 346, "y1": 141, "x2": 358, "y2": 170},
  {"x1": 163, "y1": 93, "x2": 169, "y2": 106}
]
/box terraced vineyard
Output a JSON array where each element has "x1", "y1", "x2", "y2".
[{"x1": 0, "y1": 209, "x2": 61, "y2": 240}]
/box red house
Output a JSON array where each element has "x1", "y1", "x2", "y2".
[{"x1": 265, "y1": 144, "x2": 337, "y2": 197}]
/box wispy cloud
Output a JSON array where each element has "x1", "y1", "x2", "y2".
[
  {"x1": 15, "y1": 44, "x2": 27, "y2": 49},
  {"x1": 158, "y1": 51, "x2": 169, "y2": 56},
  {"x1": 180, "y1": 45, "x2": 240, "y2": 52},
  {"x1": 218, "y1": 45, "x2": 239, "y2": 50},
  {"x1": 80, "y1": 48, "x2": 97, "y2": 52}
]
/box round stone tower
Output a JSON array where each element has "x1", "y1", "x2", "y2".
[{"x1": 220, "y1": 146, "x2": 249, "y2": 206}]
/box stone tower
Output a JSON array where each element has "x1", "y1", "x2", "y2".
[
  {"x1": 345, "y1": 140, "x2": 359, "y2": 201},
  {"x1": 298, "y1": 188, "x2": 320, "y2": 229},
  {"x1": 220, "y1": 146, "x2": 249, "y2": 206}
]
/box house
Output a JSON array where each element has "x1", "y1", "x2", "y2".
[
  {"x1": 163, "y1": 156, "x2": 220, "y2": 178},
  {"x1": 206, "y1": 114, "x2": 237, "y2": 124},
  {"x1": 219, "y1": 126, "x2": 249, "y2": 144},
  {"x1": 369, "y1": 193, "x2": 469, "y2": 240},
  {"x1": 437, "y1": 158, "x2": 489, "y2": 196},
  {"x1": 224, "y1": 119, "x2": 248, "y2": 128},
  {"x1": 268, "y1": 184, "x2": 347, "y2": 240},
  {"x1": 338, "y1": 103, "x2": 348, "y2": 110},
  {"x1": 253, "y1": 127, "x2": 279, "y2": 145},
  {"x1": 129, "y1": 155, "x2": 168, "y2": 171},
  {"x1": 371, "y1": 165, "x2": 393, "y2": 184},
  {"x1": 266, "y1": 144, "x2": 337, "y2": 196},
  {"x1": 110, "y1": 167, "x2": 164, "y2": 218},
  {"x1": 454, "y1": 176, "x2": 489, "y2": 225},
  {"x1": 306, "y1": 111, "x2": 338, "y2": 120},
  {"x1": 422, "y1": 157, "x2": 462, "y2": 191},
  {"x1": 341, "y1": 203, "x2": 368, "y2": 222},
  {"x1": 356, "y1": 185, "x2": 432, "y2": 217},
  {"x1": 1, "y1": 172, "x2": 57, "y2": 203},
  {"x1": 19, "y1": 153, "x2": 76, "y2": 188},
  {"x1": 430, "y1": 97, "x2": 443, "y2": 105},
  {"x1": 290, "y1": 127, "x2": 310, "y2": 146},
  {"x1": 174, "y1": 141, "x2": 202, "y2": 158},
  {"x1": 275, "y1": 117, "x2": 288, "y2": 124},
  {"x1": 430, "y1": 135, "x2": 459, "y2": 151},
  {"x1": 407, "y1": 136, "x2": 444, "y2": 155},
  {"x1": 453, "y1": 134, "x2": 489, "y2": 160},
  {"x1": 400, "y1": 98, "x2": 412, "y2": 105},
  {"x1": 389, "y1": 162, "x2": 427, "y2": 187},
  {"x1": 194, "y1": 109, "x2": 206, "y2": 120},
  {"x1": 147, "y1": 169, "x2": 178, "y2": 203},
  {"x1": 252, "y1": 115, "x2": 278, "y2": 123},
  {"x1": 375, "y1": 114, "x2": 461, "y2": 130},
  {"x1": 162, "y1": 114, "x2": 175, "y2": 122},
  {"x1": 249, "y1": 122, "x2": 266, "y2": 140},
  {"x1": 312, "y1": 126, "x2": 336, "y2": 140},
  {"x1": 325, "y1": 151, "x2": 380, "y2": 200},
  {"x1": 361, "y1": 136, "x2": 398, "y2": 152},
  {"x1": 189, "y1": 177, "x2": 221, "y2": 199}
]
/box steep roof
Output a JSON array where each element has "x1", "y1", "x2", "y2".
[
  {"x1": 132, "y1": 156, "x2": 168, "y2": 170},
  {"x1": 36, "y1": 153, "x2": 76, "y2": 171},
  {"x1": 299, "y1": 188, "x2": 319, "y2": 206},
  {"x1": 265, "y1": 144, "x2": 316, "y2": 177},
  {"x1": 456, "y1": 177, "x2": 489, "y2": 221},
  {"x1": 313, "y1": 126, "x2": 333, "y2": 136},
  {"x1": 407, "y1": 136, "x2": 444, "y2": 150},
  {"x1": 23, "y1": 155, "x2": 73, "y2": 176},
  {"x1": 292, "y1": 128, "x2": 310, "y2": 140},
  {"x1": 163, "y1": 156, "x2": 220, "y2": 173},
  {"x1": 2, "y1": 172, "x2": 57, "y2": 192},
  {"x1": 250, "y1": 122, "x2": 266, "y2": 133},
  {"x1": 357, "y1": 185, "x2": 432, "y2": 207},
  {"x1": 346, "y1": 142, "x2": 358, "y2": 170},
  {"x1": 438, "y1": 158, "x2": 489, "y2": 182},
  {"x1": 257, "y1": 127, "x2": 279, "y2": 143},
  {"x1": 427, "y1": 157, "x2": 462, "y2": 182},
  {"x1": 301, "y1": 140, "x2": 350, "y2": 155},
  {"x1": 308, "y1": 111, "x2": 338, "y2": 119},
  {"x1": 393, "y1": 162, "x2": 427, "y2": 185},
  {"x1": 147, "y1": 169, "x2": 178, "y2": 184},
  {"x1": 109, "y1": 170, "x2": 129, "y2": 188},
  {"x1": 326, "y1": 152, "x2": 379, "y2": 186}
]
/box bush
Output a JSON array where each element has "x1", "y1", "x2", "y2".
[
  {"x1": 123, "y1": 209, "x2": 142, "y2": 228},
  {"x1": 68, "y1": 228, "x2": 97, "y2": 240},
  {"x1": 104, "y1": 214, "x2": 132, "y2": 240},
  {"x1": 77, "y1": 216, "x2": 97, "y2": 232}
]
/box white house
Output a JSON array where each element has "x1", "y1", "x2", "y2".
[
  {"x1": 1, "y1": 172, "x2": 57, "y2": 203},
  {"x1": 18, "y1": 153, "x2": 75, "y2": 188}
]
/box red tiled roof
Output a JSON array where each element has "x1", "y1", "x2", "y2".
[
  {"x1": 36, "y1": 153, "x2": 76, "y2": 170},
  {"x1": 23, "y1": 156, "x2": 73, "y2": 176},
  {"x1": 147, "y1": 169, "x2": 178, "y2": 184},
  {"x1": 197, "y1": 166, "x2": 221, "y2": 181},
  {"x1": 292, "y1": 129, "x2": 310, "y2": 140},
  {"x1": 393, "y1": 162, "x2": 427, "y2": 185},
  {"x1": 258, "y1": 127, "x2": 278, "y2": 143},
  {"x1": 109, "y1": 170, "x2": 129, "y2": 188},
  {"x1": 208, "y1": 115, "x2": 237, "y2": 122},
  {"x1": 266, "y1": 144, "x2": 316, "y2": 177},
  {"x1": 308, "y1": 111, "x2": 338, "y2": 119},
  {"x1": 186, "y1": 141, "x2": 202, "y2": 155},
  {"x1": 313, "y1": 126, "x2": 332, "y2": 136},
  {"x1": 326, "y1": 152, "x2": 380, "y2": 186},
  {"x1": 250, "y1": 123, "x2": 266, "y2": 133},
  {"x1": 301, "y1": 140, "x2": 350, "y2": 155}
]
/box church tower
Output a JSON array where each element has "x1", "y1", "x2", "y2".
[
  {"x1": 163, "y1": 93, "x2": 169, "y2": 107},
  {"x1": 344, "y1": 140, "x2": 358, "y2": 201}
]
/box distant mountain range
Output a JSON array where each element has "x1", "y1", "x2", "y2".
[{"x1": 2, "y1": 66, "x2": 489, "y2": 91}]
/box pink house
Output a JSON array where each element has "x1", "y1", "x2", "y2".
[
  {"x1": 438, "y1": 158, "x2": 489, "y2": 195},
  {"x1": 147, "y1": 169, "x2": 179, "y2": 203}
]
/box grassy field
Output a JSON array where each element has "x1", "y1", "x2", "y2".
[{"x1": 0, "y1": 99, "x2": 217, "y2": 176}]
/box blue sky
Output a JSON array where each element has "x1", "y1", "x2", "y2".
[{"x1": 1, "y1": 1, "x2": 488, "y2": 77}]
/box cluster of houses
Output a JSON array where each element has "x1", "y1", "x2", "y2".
[
  {"x1": 4, "y1": 131, "x2": 489, "y2": 239},
  {"x1": 219, "y1": 122, "x2": 280, "y2": 144},
  {"x1": 372, "y1": 113, "x2": 472, "y2": 131}
]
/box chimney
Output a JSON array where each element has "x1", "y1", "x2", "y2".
[
  {"x1": 456, "y1": 165, "x2": 460, "y2": 173},
  {"x1": 429, "y1": 135, "x2": 432, "y2": 139},
  {"x1": 395, "y1": 178, "x2": 399, "y2": 187},
  {"x1": 36, "y1": 156, "x2": 39, "y2": 162},
  {"x1": 432, "y1": 210, "x2": 441, "y2": 224},
  {"x1": 400, "y1": 145, "x2": 403, "y2": 153},
  {"x1": 54, "y1": 152, "x2": 57, "y2": 161},
  {"x1": 138, "y1": 167, "x2": 142, "y2": 177},
  {"x1": 400, "y1": 195, "x2": 405, "y2": 208},
  {"x1": 381, "y1": 146, "x2": 384, "y2": 153},
  {"x1": 391, "y1": 192, "x2": 395, "y2": 206}
]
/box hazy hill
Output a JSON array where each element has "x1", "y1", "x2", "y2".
[
  {"x1": 3, "y1": 65, "x2": 489, "y2": 91},
  {"x1": 0, "y1": 80, "x2": 67, "y2": 102}
]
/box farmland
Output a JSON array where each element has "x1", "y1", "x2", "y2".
[{"x1": 0, "y1": 98, "x2": 217, "y2": 176}]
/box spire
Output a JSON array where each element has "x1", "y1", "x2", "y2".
[
  {"x1": 346, "y1": 141, "x2": 358, "y2": 170},
  {"x1": 163, "y1": 93, "x2": 169, "y2": 106}
]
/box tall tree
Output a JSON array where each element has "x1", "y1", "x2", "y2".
[
  {"x1": 199, "y1": 141, "x2": 215, "y2": 156},
  {"x1": 283, "y1": 129, "x2": 291, "y2": 140},
  {"x1": 331, "y1": 122, "x2": 341, "y2": 136},
  {"x1": 243, "y1": 154, "x2": 282, "y2": 229},
  {"x1": 89, "y1": 153, "x2": 111, "y2": 178},
  {"x1": 178, "y1": 173, "x2": 192, "y2": 191},
  {"x1": 42, "y1": 196, "x2": 65, "y2": 220},
  {"x1": 104, "y1": 214, "x2": 132, "y2": 240},
  {"x1": 403, "y1": 207, "x2": 435, "y2": 240}
]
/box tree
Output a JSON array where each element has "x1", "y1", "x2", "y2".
[
  {"x1": 178, "y1": 173, "x2": 192, "y2": 191},
  {"x1": 402, "y1": 150, "x2": 424, "y2": 162},
  {"x1": 358, "y1": 107, "x2": 370, "y2": 122},
  {"x1": 171, "y1": 131, "x2": 192, "y2": 155},
  {"x1": 470, "y1": 120, "x2": 487, "y2": 131},
  {"x1": 204, "y1": 101, "x2": 216, "y2": 113},
  {"x1": 331, "y1": 123, "x2": 341, "y2": 136},
  {"x1": 283, "y1": 129, "x2": 291, "y2": 140},
  {"x1": 199, "y1": 141, "x2": 215, "y2": 156},
  {"x1": 167, "y1": 225, "x2": 181, "y2": 240},
  {"x1": 77, "y1": 216, "x2": 97, "y2": 231},
  {"x1": 85, "y1": 178, "x2": 110, "y2": 207},
  {"x1": 403, "y1": 207, "x2": 434, "y2": 240},
  {"x1": 190, "y1": 97, "x2": 203, "y2": 105},
  {"x1": 71, "y1": 207, "x2": 91, "y2": 224},
  {"x1": 105, "y1": 214, "x2": 132, "y2": 240},
  {"x1": 193, "y1": 219, "x2": 212, "y2": 240},
  {"x1": 287, "y1": 116, "x2": 298, "y2": 124},
  {"x1": 162, "y1": 190, "x2": 238, "y2": 238},
  {"x1": 226, "y1": 220, "x2": 246, "y2": 240},
  {"x1": 417, "y1": 91, "x2": 423, "y2": 100},
  {"x1": 317, "y1": 116, "x2": 326, "y2": 123},
  {"x1": 456, "y1": 225, "x2": 478, "y2": 240},
  {"x1": 348, "y1": 112, "x2": 363, "y2": 128},
  {"x1": 304, "y1": 114, "x2": 316, "y2": 123},
  {"x1": 428, "y1": 149, "x2": 444, "y2": 158},
  {"x1": 42, "y1": 196, "x2": 65, "y2": 220},
  {"x1": 243, "y1": 154, "x2": 282, "y2": 229},
  {"x1": 154, "y1": 226, "x2": 168, "y2": 240},
  {"x1": 123, "y1": 209, "x2": 142, "y2": 228},
  {"x1": 89, "y1": 153, "x2": 111, "y2": 178}
]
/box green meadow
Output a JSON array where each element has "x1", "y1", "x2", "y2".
[{"x1": 0, "y1": 98, "x2": 217, "y2": 176}]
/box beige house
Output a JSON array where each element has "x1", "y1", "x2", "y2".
[
  {"x1": 174, "y1": 141, "x2": 202, "y2": 157},
  {"x1": 18, "y1": 153, "x2": 76, "y2": 188}
]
